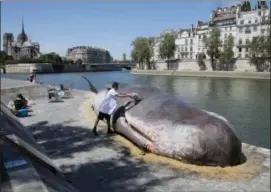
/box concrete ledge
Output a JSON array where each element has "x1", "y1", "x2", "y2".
[{"x1": 131, "y1": 70, "x2": 271, "y2": 79}]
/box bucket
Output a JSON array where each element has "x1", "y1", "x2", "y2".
[{"x1": 17, "y1": 109, "x2": 28, "y2": 117}]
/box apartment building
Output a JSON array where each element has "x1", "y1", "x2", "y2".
[
  {"x1": 151, "y1": 3, "x2": 270, "y2": 62},
  {"x1": 66, "y1": 46, "x2": 113, "y2": 64}
]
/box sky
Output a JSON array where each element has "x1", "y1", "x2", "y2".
[{"x1": 2, "y1": 1, "x2": 242, "y2": 60}]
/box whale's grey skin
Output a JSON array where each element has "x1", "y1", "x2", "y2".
[{"x1": 87, "y1": 80, "x2": 244, "y2": 167}]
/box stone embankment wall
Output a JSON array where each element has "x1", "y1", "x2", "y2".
[
  {"x1": 3, "y1": 63, "x2": 124, "y2": 74},
  {"x1": 153, "y1": 59, "x2": 258, "y2": 72},
  {"x1": 4, "y1": 63, "x2": 55, "y2": 73},
  {"x1": 131, "y1": 70, "x2": 271, "y2": 79}
]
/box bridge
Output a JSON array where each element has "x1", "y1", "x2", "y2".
[{"x1": 82, "y1": 63, "x2": 136, "y2": 70}]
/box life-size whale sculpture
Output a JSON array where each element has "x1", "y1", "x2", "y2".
[{"x1": 82, "y1": 77, "x2": 245, "y2": 167}]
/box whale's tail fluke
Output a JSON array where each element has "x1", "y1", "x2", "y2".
[{"x1": 81, "y1": 76, "x2": 98, "y2": 94}]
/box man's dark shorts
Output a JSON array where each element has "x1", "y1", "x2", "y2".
[{"x1": 98, "y1": 112, "x2": 111, "y2": 121}]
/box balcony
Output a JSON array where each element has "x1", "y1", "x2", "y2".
[
  {"x1": 236, "y1": 43, "x2": 250, "y2": 48},
  {"x1": 261, "y1": 20, "x2": 271, "y2": 25},
  {"x1": 244, "y1": 28, "x2": 252, "y2": 34}
]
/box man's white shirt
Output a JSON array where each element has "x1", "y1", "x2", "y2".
[{"x1": 99, "y1": 89, "x2": 118, "y2": 115}]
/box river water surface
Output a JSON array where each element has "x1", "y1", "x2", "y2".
[{"x1": 1, "y1": 71, "x2": 270, "y2": 149}]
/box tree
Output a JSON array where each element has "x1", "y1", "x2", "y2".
[
  {"x1": 131, "y1": 37, "x2": 152, "y2": 69},
  {"x1": 75, "y1": 59, "x2": 83, "y2": 65},
  {"x1": 0, "y1": 51, "x2": 8, "y2": 64},
  {"x1": 159, "y1": 33, "x2": 176, "y2": 70},
  {"x1": 219, "y1": 34, "x2": 236, "y2": 71},
  {"x1": 197, "y1": 53, "x2": 207, "y2": 71},
  {"x1": 38, "y1": 52, "x2": 63, "y2": 64},
  {"x1": 249, "y1": 35, "x2": 270, "y2": 72},
  {"x1": 241, "y1": 1, "x2": 251, "y2": 12},
  {"x1": 203, "y1": 27, "x2": 222, "y2": 71}
]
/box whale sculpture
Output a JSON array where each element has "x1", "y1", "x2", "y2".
[{"x1": 82, "y1": 77, "x2": 245, "y2": 167}]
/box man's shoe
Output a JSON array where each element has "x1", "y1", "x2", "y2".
[
  {"x1": 93, "y1": 129, "x2": 98, "y2": 136},
  {"x1": 107, "y1": 130, "x2": 115, "y2": 135}
]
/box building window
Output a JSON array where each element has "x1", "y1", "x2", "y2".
[
  {"x1": 240, "y1": 20, "x2": 244, "y2": 24},
  {"x1": 181, "y1": 47, "x2": 184, "y2": 51},
  {"x1": 190, "y1": 47, "x2": 193, "y2": 52},
  {"x1": 245, "y1": 27, "x2": 251, "y2": 34},
  {"x1": 190, "y1": 53, "x2": 192, "y2": 59},
  {"x1": 239, "y1": 39, "x2": 242, "y2": 44},
  {"x1": 253, "y1": 26, "x2": 257, "y2": 31},
  {"x1": 248, "y1": 20, "x2": 251, "y2": 24},
  {"x1": 238, "y1": 54, "x2": 242, "y2": 58},
  {"x1": 199, "y1": 35, "x2": 201, "y2": 39},
  {"x1": 245, "y1": 54, "x2": 249, "y2": 58},
  {"x1": 230, "y1": 26, "x2": 232, "y2": 30},
  {"x1": 261, "y1": 29, "x2": 265, "y2": 33},
  {"x1": 246, "y1": 39, "x2": 250, "y2": 45},
  {"x1": 224, "y1": 34, "x2": 227, "y2": 38},
  {"x1": 239, "y1": 27, "x2": 242, "y2": 33},
  {"x1": 185, "y1": 47, "x2": 187, "y2": 52},
  {"x1": 225, "y1": 27, "x2": 227, "y2": 31},
  {"x1": 246, "y1": 48, "x2": 249, "y2": 52},
  {"x1": 185, "y1": 39, "x2": 188, "y2": 44},
  {"x1": 190, "y1": 39, "x2": 193, "y2": 44},
  {"x1": 239, "y1": 48, "x2": 242, "y2": 52},
  {"x1": 255, "y1": 19, "x2": 258, "y2": 23}
]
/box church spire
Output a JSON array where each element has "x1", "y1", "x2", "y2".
[{"x1": 22, "y1": 16, "x2": 25, "y2": 35}]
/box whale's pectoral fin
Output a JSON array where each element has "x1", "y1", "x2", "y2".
[{"x1": 114, "y1": 117, "x2": 146, "y2": 150}]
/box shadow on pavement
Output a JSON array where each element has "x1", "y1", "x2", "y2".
[{"x1": 26, "y1": 121, "x2": 178, "y2": 192}]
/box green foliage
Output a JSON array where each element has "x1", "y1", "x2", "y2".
[
  {"x1": 203, "y1": 27, "x2": 222, "y2": 71},
  {"x1": 219, "y1": 34, "x2": 236, "y2": 71},
  {"x1": 0, "y1": 51, "x2": 16, "y2": 66},
  {"x1": 249, "y1": 35, "x2": 270, "y2": 72},
  {"x1": 159, "y1": 33, "x2": 176, "y2": 70},
  {"x1": 197, "y1": 53, "x2": 207, "y2": 71},
  {"x1": 131, "y1": 37, "x2": 153, "y2": 69},
  {"x1": 75, "y1": 59, "x2": 83, "y2": 65},
  {"x1": 37, "y1": 52, "x2": 63, "y2": 64},
  {"x1": 241, "y1": 1, "x2": 251, "y2": 12},
  {"x1": 62, "y1": 59, "x2": 74, "y2": 64}
]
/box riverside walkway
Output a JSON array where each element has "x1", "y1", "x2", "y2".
[{"x1": 1, "y1": 78, "x2": 270, "y2": 192}]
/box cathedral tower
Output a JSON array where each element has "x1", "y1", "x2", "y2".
[{"x1": 17, "y1": 18, "x2": 28, "y2": 45}]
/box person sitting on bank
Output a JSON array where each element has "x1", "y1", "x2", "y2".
[
  {"x1": 13, "y1": 94, "x2": 28, "y2": 111},
  {"x1": 92, "y1": 82, "x2": 134, "y2": 136},
  {"x1": 27, "y1": 73, "x2": 36, "y2": 83}
]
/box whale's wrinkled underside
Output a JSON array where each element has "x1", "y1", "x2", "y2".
[{"x1": 90, "y1": 82, "x2": 245, "y2": 167}]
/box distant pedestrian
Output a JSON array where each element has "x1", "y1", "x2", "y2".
[
  {"x1": 27, "y1": 72, "x2": 36, "y2": 83},
  {"x1": 92, "y1": 82, "x2": 134, "y2": 136}
]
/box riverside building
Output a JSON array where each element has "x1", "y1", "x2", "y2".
[
  {"x1": 66, "y1": 46, "x2": 113, "y2": 64},
  {"x1": 151, "y1": 2, "x2": 270, "y2": 65}
]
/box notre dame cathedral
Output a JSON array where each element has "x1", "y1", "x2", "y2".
[{"x1": 3, "y1": 20, "x2": 41, "y2": 60}]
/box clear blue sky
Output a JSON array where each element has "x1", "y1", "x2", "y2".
[{"x1": 2, "y1": 1, "x2": 240, "y2": 59}]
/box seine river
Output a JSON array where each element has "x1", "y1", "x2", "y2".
[{"x1": 1, "y1": 71, "x2": 270, "y2": 149}]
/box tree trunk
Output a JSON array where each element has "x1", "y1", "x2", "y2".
[
  {"x1": 167, "y1": 58, "x2": 170, "y2": 70},
  {"x1": 211, "y1": 56, "x2": 216, "y2": 71}
]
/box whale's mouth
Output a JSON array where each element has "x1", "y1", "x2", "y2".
[
  {"x1": 122, "y1": 118, "x2": 156, "y2": 152},
  {"x1": 128, "y1": 123, "x2": 153, "y2": 143}
]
